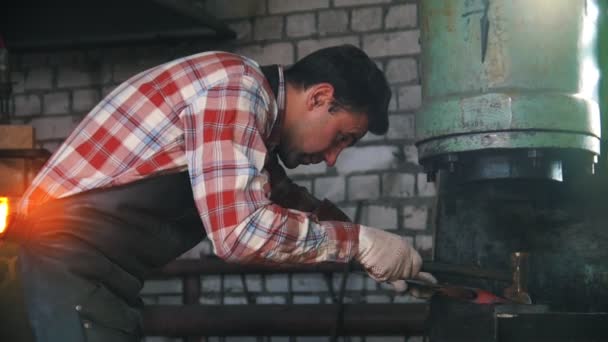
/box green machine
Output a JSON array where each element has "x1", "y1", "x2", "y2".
[
  {"x1": 416, "y1": 0, "x2": 603, "y2": 182},
  {"x1": 416, "y1": 0, "x2": 608, "y2": 320}
]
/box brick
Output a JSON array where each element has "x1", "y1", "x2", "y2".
[
  {"x1": 365, "y1": 277, "x2": 378, "y2": 290},
  {"x1": 266, "y1": 274, "x2": 289, "y2": 292},
  {"x1": 292, "y1": 274, "x2": 327, "y2": 291},
  {"x1": 403, "y1": 145, "x2": 419, "y2": 164},
  {"x1": 388, "y1": 86, "x2": 398, "y2": 111},
  {"x1": 205, "y1": 0, "x2": 266, "y2": 19},
  {"x1": 13, "y1": 94, "x2": 41, "y2": 117},
  {"x1": 334, "y1": 145, "x2": 399, "y2": 174},
  {"x1": 297, "y1": 36, "x2": 359, "y2": 59},
  {"x1": 351, "y1": 7, "x2": 383, "y2": 32},
  {"x1": 398, "y1": 85, "x2": 422, "y2": 111},
  {"x1": 287, "y1": 13, "x2": 316, "y2": 38},
  {"x1": 385, "y1": 57, "x2": 418, "y2": 84},
  {"x1": 256, "y1": 295, "x2": 287, "y2": 304},
  {"x1": 202, "y1": 275, "x2": 221, "y2": 292},
  {"x1": 394, "y1": 294, "x2": 426, "y2": 304},
  {"x1": 293, "y1": 295, "x2": 321, "y2": 304},
  {"x1": 57, "y1": 66, "x2": 95, "y2": 88},
  {"x1": 30, "y1": 115, "x2": 79, "y2": 140},
  {"x1": 314, "y1": 176, "x2": 345, "y2": 202},
  {"x1": 386, "y1": 4, "x2": 417, "y2": 29},
  {"x1": 363, "y1": 30, "x2": 420, "y2": 57},
  {"x1": 348, "y1": 175, "x2": 379, "y2": 200},
  {"x1": 224, "y1": 296, "x2": 248, "y2": 305},
  {"x1": 415, "y1": 234, "x2": 433, "y2": 256},
  {"x1": 141, "y1": 279, "x2": 182, "y2": 294},
  {"x1": 364, "y1": 205, "x2": 397, "y2": 230},
  {"x1": 72, "y1": 89, "x2": 100, "y2": 113},
  {"x1": 200, "y1": 295, "x2": 222, "y2": 305},
  {"x1": 332, "y1": 273, "x2": 364, "y2": 291},
  {"x1": 40, "y1": 140, "x2": 62, "y2": 154},
  {"x1": 24, "y1": 67, "x2": 53, "y2": 90},
  {"x1": 284, "y1": 162, "x2": 327, "y2": 176},
  {"x1": 233, "y1": 42, "x2": 294, "y2": 65},
  {"x1": 382, "y1": 173, "x2": 415, "y2": 198},
  {"x1": 254, "y1": 16, "x2": 284, "y2": 41},
  {"x1": 43, "y1": 92, "x2": 70, "y2": 115},
  {"x1": 402, "y1": 205, "x2": 428, "y2": 230},
  {"x1": 228, "y1": 20, "x2": 253, "y2": 41},
  {"x1": 417, "y1": 173, "x2": 437, "y2": 197},
  {"x1": 386, "y1": 114, "x2": 415, "y2": 140},
  {"x1": 112, "y1": 63, "x2": 144, "y2": 83},
  {"x1": 268, "y1": 0, "x2": 329, "y2": 14},
  {"x1": 10, "y1": 71, "x2": 25, "y2": 94},
  {"x1": 334, "y1": 0, "x2": 390, "y2": 6},
  {"x1": 318, "y1": 10, "x2": 349, "y2": 35},
  {"x1": 245, "y1": 274, "x2": 262, "y2": 292}
]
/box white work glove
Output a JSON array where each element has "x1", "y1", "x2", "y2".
[{"x1": 356, "y1": 225, "x2": 436, "y2": 293}]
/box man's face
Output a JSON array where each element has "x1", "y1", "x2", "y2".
[{"x1": 278, "y1": 104, "x2": 369, "y2": 169}]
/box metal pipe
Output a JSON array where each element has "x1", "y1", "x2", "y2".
[
  {"x1": 147, "y1": 257, "x2": 512, "y2": 282},
  {"x1": 142, "y1": 303, "x2": 430, "y2": 336}
]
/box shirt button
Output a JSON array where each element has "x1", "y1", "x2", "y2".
[
  {"x1": 75, "y1": 305, "x2": 82, "y2": 311},
  {"x1": 83, "y1": 321, "x2": 92, "y2": 329}
]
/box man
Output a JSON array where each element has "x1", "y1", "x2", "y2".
[{"x1": 1, "y1": 44, "x2": 432, "y2": 341}]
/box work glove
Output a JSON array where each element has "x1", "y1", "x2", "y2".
[{"x1": 356, "y1": 225, "x2": 436, "y2": 293}]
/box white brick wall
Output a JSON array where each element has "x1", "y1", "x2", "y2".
[
  {"x1": 318, "y1": 10, "x2": 349, "y2": 35},
  {"x1": 254, "y1": 16, "x2": 284, "y2": 41},
  {"x1": 351, "y1": 7, "x2": 383, "y2": 32},
  {"x1": 287, "y1": 13, "x2": 317, "y2": 37},
  {"x1": 363, "y1": 30, "x2": 421, "y2": 57},
  {"x1": 268, "y1": 0, "x2": 329, "y2": 14},
  {"x1": 314, "y1": 176, "x2": 346, "y2": 202},
  {"x1": 386, "y1": 4, "x2": 417, "y2": 29}
]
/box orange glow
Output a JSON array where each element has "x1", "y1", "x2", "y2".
[{"x1": 0, "y1": 197, "x2": 8, "y2": 234}]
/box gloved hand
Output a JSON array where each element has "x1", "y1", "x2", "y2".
[{"x1": 356, "y1": 225, "x2": 436, "y2": 292}]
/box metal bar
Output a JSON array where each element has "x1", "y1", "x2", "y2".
[
  {"x1": 142, "y1": 303, "x2": 430, "y2": 337},
  {"x1": 0, "y1": 149, "x2": 51, "y2": 159},
  {"x1": 182, "y1": 275, "x2": 200, "y2": 305},
  {"x1": 147, "y1": 257, "x2": 512, "y2": 282}
]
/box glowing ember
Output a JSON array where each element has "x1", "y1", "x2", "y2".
[{"x1": 0, "y1": 197, "x2": 8, "y2": 234}]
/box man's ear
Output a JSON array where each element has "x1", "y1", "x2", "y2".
[{"x1": 306, "y1": 83, "x2": 334, "y2": 110}]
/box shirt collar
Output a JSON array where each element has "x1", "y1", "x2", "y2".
[{"x1": 266, "y1": 65, "x2": 285, "y2": 151}]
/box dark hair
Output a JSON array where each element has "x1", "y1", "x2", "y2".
[{"x1": 284, "y1": 44, "x2": 391, "y2": 135}]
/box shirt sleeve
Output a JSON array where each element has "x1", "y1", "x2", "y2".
[{"x1": 182, "y1": 75, "x2": 359, "y2": 264}]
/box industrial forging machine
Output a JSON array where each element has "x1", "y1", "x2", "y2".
[{"x1": 415, "y1": 0, "x2": 608, "y2": 341}]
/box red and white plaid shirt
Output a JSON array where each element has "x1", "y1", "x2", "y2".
[{"x1": 19, "y1": 51, "x2": 358, "y2": 264}]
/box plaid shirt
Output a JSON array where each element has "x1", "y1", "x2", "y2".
[{"x1": 19, "y1": 52, "x2": 358, "y2": 264}]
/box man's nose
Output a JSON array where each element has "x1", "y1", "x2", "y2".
[{"x1": 324, "y1": 147, "x2": 342, "y2": 167}]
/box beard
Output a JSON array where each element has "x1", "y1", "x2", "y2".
[{"x1": 277, "y1": 145, "x2": 301, "y2": 169}]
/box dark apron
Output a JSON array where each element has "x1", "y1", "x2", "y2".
[
  {"x1": 1, "y1": 171, "x2": 205, "y2": 341},
  {"x1": 0, "y1": 65, "x2": 281, "y2": 342}
]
